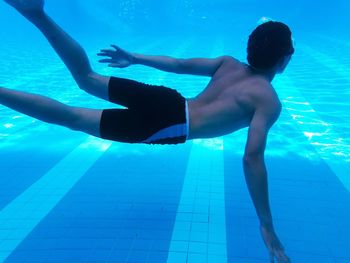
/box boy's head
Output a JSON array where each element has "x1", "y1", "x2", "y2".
[{"x1": 247, "y1": 21, "x2": 294, "y2": 71}]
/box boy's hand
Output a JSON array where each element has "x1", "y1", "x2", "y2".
[
  {"x1": 260, "y1": 224, "x2": 292, "y2": 263},
  {"x1": 98, "y1": 45, "x2": 135, "y2": 68}
]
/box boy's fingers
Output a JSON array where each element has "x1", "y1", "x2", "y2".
[
  {"x1": 111, "y1": 45, "x2": 120, "y2": 50},
  {"x1": 99, "y1": 59, "x2": 113, "y2": 63}
]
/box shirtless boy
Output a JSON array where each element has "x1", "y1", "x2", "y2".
[{"x1": 1, "y1": 1, "x2": 294, "y2": 262}]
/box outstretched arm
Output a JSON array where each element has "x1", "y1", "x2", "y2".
[
  {"x1": 243, "y1": 100, "x2": 291, "y2": 262},
  {"x1": 243, "y1": 107, "x2": 279, "y2": 228},
  {"x1": 98, "y1": 45, "x2": 229, "y2": 77}
]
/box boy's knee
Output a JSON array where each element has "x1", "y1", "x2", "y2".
[
  {"x1": 75, "y1": 72, "x2": 109, "y2": 100},
  {"x1": 75, "y1": 72, "x2": 95, "y2": 90}
]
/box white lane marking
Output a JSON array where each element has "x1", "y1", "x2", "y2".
[{"x1": 0, "y1": 137, "x2": 112, "y2": 262}]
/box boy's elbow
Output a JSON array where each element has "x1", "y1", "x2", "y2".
[
  {"x1": 176, "y1": 59, "x2": 188, "y2": 74},
  {"x1": 221, "y1": 55, "x2": 233, "y2": 62}
]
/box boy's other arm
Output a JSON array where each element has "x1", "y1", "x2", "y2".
[
  {"x1": 98, "y1": 45, "x2": 232, "y2": 77},
  {"x1": 134, "y1": 54, "x2": 231, "y2": 76}
]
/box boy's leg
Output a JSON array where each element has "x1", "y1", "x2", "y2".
[
  {"x1": 0, "y1": 86, "x2": 102, "y2": 137},
  {"x1": 5, "y1": 0, "x2": 110, "y2": 101}
]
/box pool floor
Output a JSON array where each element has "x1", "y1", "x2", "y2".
[{"x1": 0, "y1": 132, "x2": 350, "y2": 262}]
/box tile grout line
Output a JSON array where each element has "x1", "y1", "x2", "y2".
[{"x1": 166, "y1": 142, "x2": 228, "y2": 263}]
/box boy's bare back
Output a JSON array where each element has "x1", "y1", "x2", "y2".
[{"x1": 188, "y1": 57, "x2": 281, "y2": 139}]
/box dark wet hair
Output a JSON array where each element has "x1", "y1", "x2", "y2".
[{"x1": 247, "y1": 21, "x2": 294, "y2": 70}]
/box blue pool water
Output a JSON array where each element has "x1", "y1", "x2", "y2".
[{"x1": 0, "y1": 1, "x2": 349, "y2": 262}]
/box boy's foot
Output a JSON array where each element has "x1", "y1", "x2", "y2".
[{"x1": 4, "y1": 0, "x2": 44, "y2": 14}]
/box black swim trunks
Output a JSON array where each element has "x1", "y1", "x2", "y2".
[{"x1": 99, "y1": 77, "x2": 189, "y2": 145}]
